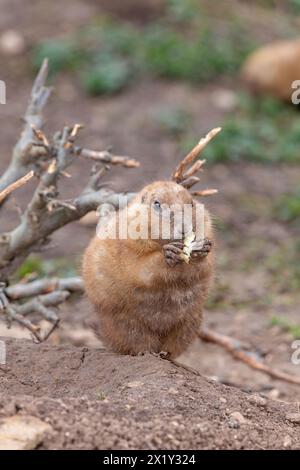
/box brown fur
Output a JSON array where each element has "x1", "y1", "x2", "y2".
[
  {"x1": 82, "y1": 181, "x2": 214, "y2": 358},
  {"x1": 241, "y1": 39, "x2": 300, "y2": 101}
]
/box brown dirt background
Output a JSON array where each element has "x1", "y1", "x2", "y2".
[{"x1": 0, "y1": 0, "x2": 300, "y2": 449}]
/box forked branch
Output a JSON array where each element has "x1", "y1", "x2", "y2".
[
  {"x1": 0, "y1": 59, "x2": 139, "y2": 338},
  {"x1": 1, "y1": 277, "x2": 84, "y2": 342},
  {"x1": 0, "y1": 59, "x2": 51, "y2": 199},
  {"x1": 172, "y1": 127, "x2": 221, "y2": 195}
]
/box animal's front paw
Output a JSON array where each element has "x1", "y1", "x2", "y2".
[
  {"x1": 163, "y1": 241, "x2": 184, "y2": 267},
  {"x1": 190, "y1": 238, "x2": 212, "y2": 260}
]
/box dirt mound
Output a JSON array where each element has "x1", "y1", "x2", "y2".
[{"x1": 0, "y1": 337, "x2": 299, "y2": 449}]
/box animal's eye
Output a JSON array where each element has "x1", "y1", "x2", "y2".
[{"x1": 153, "y1": 200, "x2": 161, "y2": 209}]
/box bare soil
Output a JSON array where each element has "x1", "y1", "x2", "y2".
[
  {"x1": 1, "y1": 337, "x2": 300, "y2": 450},
  {"x1": 0, "y1": 0, "x2": 300, "y2": 450}
]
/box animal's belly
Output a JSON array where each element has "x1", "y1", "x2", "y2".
[{"x1": 133, "y1": 285, "x2": 201, "y2": 332}]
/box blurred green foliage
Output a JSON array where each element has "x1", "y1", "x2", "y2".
[
  {"x1": 154, "y1": 107, "x2": 191, "y2": 136},
  {"x1": 258, "y1": 0, "x2": 300, "y2": 13},
  {"x1": 82, "y1": 57, "x2": 132, "y2": 95},
  {"x1": 33, "y1": 22, "x2": 137, "y2": 94},
  {"x1": 270, "y1": 315, "x2": 300, "y2": 338},
  {"x1": 16, "y1": 256, "x2": 46, "y2": 280},
  {"x1": 274, "y1": 188, "x2": 300, "y2": 223},
  {"x1": 188, "y1": 94, "x2": 300, "y2": 164},
  {"x1": 31, "y1": 3, "x2": 300, "y2": 166},
  {"x1": 15, "y1": 255, "x2": 78, "y2": 281},
  {"x1": 32, "y1": 2, "x2": 254, "y2": 95},
  {"x1": 33, "y1": 39, "x2": 83, "y2": 75},
  {"x1": 142, "y1": 27, "x2": 251, "y2": 82},
  {"x1": 266, "y1": 241, "x2": 300, "y2": 292},
  {"x1": 288, "y1": 0, "x2": 300, "y2": 13},
  {"x1": 166, "y1": 0, "x2": 199, "y2": 22}
]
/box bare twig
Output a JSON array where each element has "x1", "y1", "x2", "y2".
[
  {"x1": 172, "y1": 127, "x2": 221, "y2": 183},
  {"x1": 199, "y1": 327, "x2": 300, "y2": 386},
  {"x1": 73, "y1": 147, "x2": 140, "y2": 169},
  {"x1": 0, "y1": 111, "x2": 138, "y2": 280},
  {"x1": 6, "y1": 277, "x2": 84, "y2": 300},
  {"x1": 0, "y1": 60, "x2": 139, "y2": 339},
  {"x1": 0, "y1": 59, "x2": 51, "y2": 199},
  {"x1": 30, "y1": 122, "x2": 140, "y2": 169},
  {"x1": 2, "y1": 278, "x2": 82, "y2": 342},
  {"x1": 0, "y1": 171, "x2": 34, "y2": 204},
  {"x1": 0, "y1": 184, "x2": 134, "y2": 280},
  {"x1": 29, "y1": 141, "x2": 140, "y2": 169},
  {"x1": 180, "y1": 176, "x2": 201, "y2": 189},
  {"x1": 181, "y1": 159, "x2": 206, "y2": 179},
  {"x1": 191, "y1": 189, "x2": 218, "y2": 197},
  {"x1": 6, "y1": 306, "x2": 42, "y2": 341},
  {"x1": 172, "y1": 127, "x2": 221, "y2": 195}
]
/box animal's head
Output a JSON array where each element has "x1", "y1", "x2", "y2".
[
  {"x1": 137, "y1": 180, "x2": 195, "y2": 241},
  {"x1": 127, "y1": 127, "x2": 220, "y2": 243}
]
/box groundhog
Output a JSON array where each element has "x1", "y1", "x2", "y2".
[
  {"x1": 241, "y1": 38, "x2": 300, "y2": 102},
  {"x1": 82, "y1": 180, "x2": 214, "y2": 358}
]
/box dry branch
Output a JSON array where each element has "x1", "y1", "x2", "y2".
[
  {"x1": 191, "y1": 189, "x2": 218, "y2": 197},
  {"x1": 0, "y1": 59, "x2": 51, "y2": 200},
  {"x1": 0, "y1": 59, "x2": 138, "y2": 338},
  {"x1": 73, "y1": 147, "x2": 140, "y2": 168},
  {"x1": 172, "y1": 127, "x2": 221, "y2": 196},
  {"x1": 199, "y1": 327, "x2": 300, "y2": 386},
  {"x1": 1, "y1": 276, "x2": 84, "y2": 342},
  {"x1": 0, "y1": 171, "x2": 34, "y2": 204},
  {"x1": 172, "y1": 127, "x2": 221, "y2": 183},
  {"x1": 5, "y1": 277, "x2": 84, "y2": 300},
  {"x1": 0, "y1": 75, "x2": 138, "y2": 280}
]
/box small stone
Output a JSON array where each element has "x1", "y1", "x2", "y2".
[
  {"x1": 228, "y1": 419, "x2": 239, "y2": 429},
  {"x1": 230, "y1": 411, "x2": 247, "y2": 424},
  {"x1": 196, "y1": 422, "x2": 209, "y2": 433},
  {"x1": 286, "y1": 412, "x2": 300, "y2": 424},
  {"x1": 283, "y1": 435, "x2": 292, "y2": 448},
  {"x1": 0, "y1": 30, "x2": 25, "y2": 55},
  {"x1": 168, "y1": 387, "x2": 179, "y2": 395},
  {"x1": 126, "y1": 381, "x2": 144, "y2": 388},
  {"x1": 167, "y1": 433, "x2": 179, "y2": 445},
  {"x1": 268, "y1": 389, "x2": 280, "y2": 400},
  {"x1": 207, "y1": 375, "x2": 219, "y2": 382},
  {"x1": 248, "y1": 394, "x2": 267, "y2": 407},
  {"x1": 152, "y1": 436, "x2": 162, "y2": 446},
  {"x1": 219, "y1": 397, "x2": 227, "y2": 403},
  {"x1": 0, "y1": 415, "x2": 51, "y2": 450},
  {"x1": 211, "y1": 89, "x2": 237, "y2": 112}
]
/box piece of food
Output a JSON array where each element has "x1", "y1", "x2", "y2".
[{"x1": 180, "y1": 231, "x2": 196, "y2": 264}]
